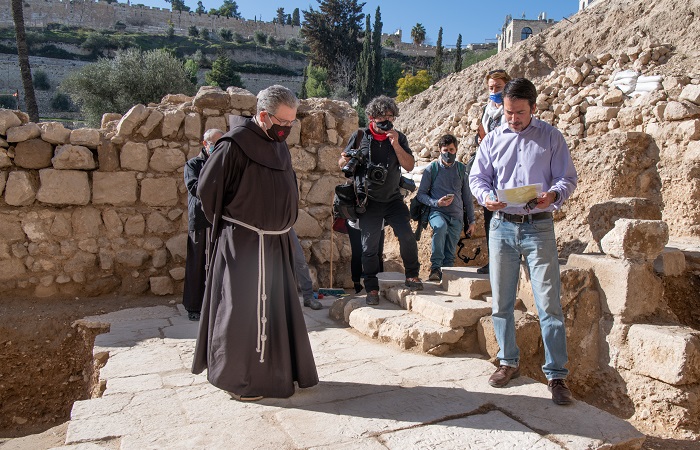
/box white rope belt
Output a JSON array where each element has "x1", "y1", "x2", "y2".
[{"x1": 221, "y1": 215, "x2": 291, "y2": 363}]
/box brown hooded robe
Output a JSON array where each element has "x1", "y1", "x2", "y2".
[{"x1": 191, "y1": 116, "x2": 318, "y2": 398}]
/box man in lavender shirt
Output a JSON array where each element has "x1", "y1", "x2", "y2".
[{"x1": 469, "y1": 78, "x2": 578, "y2": 405}]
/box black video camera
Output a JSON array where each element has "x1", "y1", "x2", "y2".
[
  {"x1": 366, "y1": 163, "x2": 388, "y2": 185},
  {"x1": 341, "y1": 148, "x2": 366, "y2": 177}
]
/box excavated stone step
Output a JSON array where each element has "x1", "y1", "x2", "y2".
[
  {"x1": 348, "y1": 301, "x2": 465, "y2": 353},
  {"x1": 440, "y1": 266, "x2": 492, "y2": 299}
]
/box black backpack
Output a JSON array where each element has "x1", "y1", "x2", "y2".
[{"x1": 332, "y1": 129, "x2": 365, "y2": 220}]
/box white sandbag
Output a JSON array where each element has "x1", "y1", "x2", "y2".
[
  {"x1": 614, "y1": 83, "x2": 636, "y2": 94},
  {"x1": 613, "y1": 70, "x2": 639, "y2": 81},
  {"x1": 634, "y1": 81, "x2": 662, "y2": 92},
  {"x1": 637, "y1": 75, "x2": 663, "y2": 83}
]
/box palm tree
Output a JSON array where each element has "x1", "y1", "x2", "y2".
[
  {"x1": 411, "y1": 23, "x2": 426, "y2": 46},
  {"x1": 11, "y1": 0, "x2": 38, "y2": 121}
]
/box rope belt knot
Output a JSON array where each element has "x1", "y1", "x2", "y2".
[{"x1": 221, "y1": 215, "x2": 291, "y2": 363}]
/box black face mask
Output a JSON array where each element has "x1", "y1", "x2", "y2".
[
  {"x1": 441, "y1": 152, "x2": 456, "y2": 164},
  {"x1": 375, "y1": 120, "x2": 393, "y2": 131},
  {"x1": 267, "y1": 123, "x2": 292, "y2": 142}
]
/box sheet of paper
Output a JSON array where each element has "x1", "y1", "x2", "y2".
[{"x1": 496, "y1": 183, "x2": 542, "y2": 207}]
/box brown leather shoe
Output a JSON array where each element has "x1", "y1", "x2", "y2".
[
  {"x1": 488, "y1": 365, "x2": 520, "y2": 387},
  {"x1": 548, "y1": 379, "x2": 573, "y2": 405}
]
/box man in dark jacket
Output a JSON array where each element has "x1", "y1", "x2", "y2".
[{"x1": 182, "y1": 128, "x2": 224, "y2": 321}]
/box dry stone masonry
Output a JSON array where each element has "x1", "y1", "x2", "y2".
[{"x1": 0, "y1": 86, "x2": 359, "y2": 299}]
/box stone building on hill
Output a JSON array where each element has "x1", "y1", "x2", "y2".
[{"x1": 497, "y1": 13, "x2": 557, "y2": 52}]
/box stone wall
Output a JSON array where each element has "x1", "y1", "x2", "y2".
[
  {"x1": 0, "y1": 0, "x2": 301, "y2": 40},
  {"x1": 0, "y1": 86, "x2": 358, "y2": 298}
]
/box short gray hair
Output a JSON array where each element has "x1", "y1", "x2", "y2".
[
  {"x1": 257, "y1": 85, "x2": 299, "y2": 114},
  {"x1": 203, "y1": 128, "x2": 224, "y2": 144},
  {"x1": 365, "y1": 95, "x2": 399, "y2": 119}
]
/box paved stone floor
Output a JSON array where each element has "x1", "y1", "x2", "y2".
[{"x1": 51, "y1": 298, "x2": 645, "y2": 450}]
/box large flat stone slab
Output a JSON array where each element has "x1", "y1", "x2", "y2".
[
  {"x1": 441, "y1": 266, "x2": 492, "y2": 299},
  {"x1": 411, "y1": 291, "x2": 491, "y2": 327}
]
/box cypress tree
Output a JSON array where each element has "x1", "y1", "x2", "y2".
[
  {"x1": 300, "y1": 65, "x2": 308, "y2": 99},
  {"x1": 355, "y1": 15, "x2": 373, "y2": 106},
  {"x1": 454, "y1": 34, "x2": 463, "y2": 73},
  {"x1": 371, "y1": 6, "x2": 383, "y2": 97},
  {"x1": 432, "y1": 27, "x2": 444, "y2": 82}
]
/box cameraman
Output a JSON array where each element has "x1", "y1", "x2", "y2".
[{"x1": 338, "y1": 95, "x2": 422, "y2": 306}]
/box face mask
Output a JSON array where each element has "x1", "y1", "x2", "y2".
[
  {"x1": 441, "y1": 152, "x2": 456, "y2": 165},
  {"x1": 207, "y1": 144, "x2": 215, "y2": 154},
  {"x1": 375, "y1": 120, "x2": 393, "y2": 131},
  {"x1": 489, "y1": 91, "x2": 504, "y2": 104},
  {"x1": 267, "y1": 124, "x2": 292, "y2": 142}
]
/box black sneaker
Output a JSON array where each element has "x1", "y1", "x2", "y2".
[
  {"x1": 303, "y1": 298, "x2": 323, "y2": 310},
  {"x1": 366, "y1": 290, "x2": 379, "y2": 305},
  {"x1": 476, "y1": 263, "x2": 489, "y2": 275},
  {"x1": 188, "y1": 312, "x2": 201, "y2": 321},
  {"x1": 405, "y1": 278, "x2": 424, "y2": 291},
  {"x1": 428, "y1": 268, "x2": 442, "y2": 281},
  {"x1": 354, "y1": 282, "x2": 364, "y2": 294}
]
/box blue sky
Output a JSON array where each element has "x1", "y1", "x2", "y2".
[{"x1": 139, "y1": 1, "x2": 579, "y2": 46}]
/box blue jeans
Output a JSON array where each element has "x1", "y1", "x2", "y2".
[
  {"x1": 429, "y1": 210, "x2": 462, "y2": 270},
  {"x1": 489, "y1": 215, "x2": 568, "y2": 380}
]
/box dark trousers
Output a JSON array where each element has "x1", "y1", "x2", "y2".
[
  {"x1": 348, "y1": 223, "x2": 384, "y2": 283},
  {"x1": 183, "y1": 228, "x2": 208, "y2": 313},
  {"x1": 360, "y1": 197, "x2": 420, "y2": 292}
]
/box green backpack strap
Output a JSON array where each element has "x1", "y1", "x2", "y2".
[{"x1": 431, "y1": 160, "x2": 466, "y2": 186}]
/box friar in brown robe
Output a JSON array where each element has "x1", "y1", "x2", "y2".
[{"x1": 192, "y1": 86, "x2": 318, "y2": 399}]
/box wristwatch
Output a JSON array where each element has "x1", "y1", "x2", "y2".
[{"x1": 549, "y1": 190, "x2": 560, "y2": 203}]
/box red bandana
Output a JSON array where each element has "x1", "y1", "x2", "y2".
[{"x1": 369, "y1": 122, "x2": 389, "y2": 141}]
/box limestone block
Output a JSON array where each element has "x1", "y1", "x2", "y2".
[
  {"x1": 102, "y1": 210, "x2": 123, "y2": 237},
  {"x1": 294, "y1": 209, "x2": 323, "y2": 238},
  {"x1": 124, "y1": 214, "x2": 145, "y2": 235},
  {"x1": 677, "y1": 119, "x2": 700, "y2": 141},
  {"x1": 349, "y1": 306, "x2": 406, "y2": 339},
  {"x1": 477, "y1": 312, "x2": 543, "y2": 366},
  {"x1": 568, "y1": 253, "x2": 663, "y2": 322},
  {"x1": 120, "y1": 142, "x2": 149, "y2": 172},
  {"x1": 617, "y1": 107, "x2": 643, "y2": 128},
  {"x1": 97, "y1": 137, "x2": 120, "y2": 172},
  {"x1": 116, "y1": 248, "x2": 149, "y2": 267},
  {"x1": 4, "y1": 171, "x2": 37, "y2": 206},
  {"x1": 624, "y1": 324, "x2": 700, "y2": 385},
  {"x1": 70, "y1": 128, "x2": 100, "y2": 148},
  {"x1": 184, "y1": 113, "x2": 202, "y2": 141},
  {"x1": 149, "y1": 147, "x2": 186, "y2": 173},
  {"x1": 63, "y1": 251, "x2": 96, "y2": 273},
  {"x1": 14, "y1": 138, "x2": 53, "y2": 169},
  {"x1": 317, "y1": 145, "x2": 345, "y2": 172},
  {"x1": 410, "y1": 293, "x2": 491, "y2": 328},
  {"x1": 162, "y1": 110, "x2": 186, "y2": 138},
  {"x1": 566, "y1": 67, "x2": 584, "y2": 85},
  {"x1": 150, "y1": 276, "x2": 174, "y2": 295},
  {"x1": 0, "y1": 258, "x2": 26, "y2": 281},
  {"x1": 52, "y1": 144, "x2": 96, "y2": 170},
  {"x1": 600, "y1": 219, "x2": 669, "y2": 261},
  {"x1": 603, "y1": 89, "x2": 625, "y2": 105},
  {"x1": 151, "y1": 249, "x2": 167, "y2": 268},
  {"x1": 204, "y1": 116, "x2": 227, "y2": 134},
  {"x1": 40, "y1": 122, "x2": 71, "y2": 144},
  {"x1": 0, "y1": 170, "x2": 5, "y2": 196},
  {"x1": 679, "y1": 84, "x2": 700, "y2": 105},
  {"x1": 324, "y1": 112, "x2": 337, "y2": 129},
  {"x1": 101, "y1": 113, "x2": 122, "y2": 129},
  {"x1": 311, "y1": 239, "x2": 339, "y2": 264},
  {"x1": 585, "y1": 106, "x2": 620, "y2": 124},
  {"x1": 0, "y1": 149, "x2": 10, "y2": 168},
  {"x1": 169, "y1": 267, "x2": 185, "y2": 281},
  {"x1": 559, "y1": 106, "x2": 580, "y2": 122},
  {"x1": 36, "y1": 169, "x2": 90, "y2": 206},
  {"x1": 72, "y1": 208, "x2": 102, "y2": 237},
  {"x1": 140, "y1": 178, "x2": 178, "y2": 206},
  {"x1": 441, "y1": 267, "x2": 491, "y2": 300},
  {"x1": 116, "y1": 104, "x2": 149, "y2": 137},
  {"x1": 326, "y1": 129, "x2": 338, "y2": 144},
  {"x1": 146, "y1": 212, "x2": 172, "y2": 233},
  {"x1": 0, "y1": 215, "x2": 26, "y2": 242},
  {"x1": 99, "y1": 249, "x2": 114, "y2": 270},
  {"x1": 138, "y1": 109, "x2": 164, "y2": 138},
  {"x1": 286, "y1": 121, "x2": 301, "y2": 146},
  {"x1": 379, "y1": 313, "x2": 465, "y2": 352},
  {"x1": 161, "y1": 93, "x2": 193, "y2": 104},
  {"x1": 301, "y1": 112, "x2": 326, "y2": 145},
  {"x1": 588, "y1": 198, "x2": 662, "y2": 244},
  {"x1": 194, "y1": 86, "x2": 230, "y2": 110},
  {"x1": 306, "y1": 175, "x2": 342, "y2": 204},
  {"x1": 0, "y1": 110, "x2": 21, "y2": 135},
  {"x1": 166, "y1": 233, "x2": 187, "y2": 261},
  {"x1": 92, "y1": 172, "x2": 138, "y2": 205},
  {"x1": 227, "y1": 86, "x2": 257, "y2": 111},
  {"x1": 653, "y1": 248, "x2": 686, "y2": 276},
  {"x1": 664, "y1": 101, "x2": 700, "y2": 121},
  {"x1": 289, "y1": 146, "x2": 316, "y2": 172}
]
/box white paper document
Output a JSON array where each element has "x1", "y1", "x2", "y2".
[{"x1": 496, "y1": 183, "x2": 542, "y2": 207}]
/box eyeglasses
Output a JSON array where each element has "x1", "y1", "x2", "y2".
[
  {"x1": 488, "y1": 69, "x2": 506, "y2": 75},
  {"x1": 269, "y1": 113, "x2": 299, "y2": 127}
]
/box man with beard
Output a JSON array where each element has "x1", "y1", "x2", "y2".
[{"x1": 192, "y1": 85, "x2": 318, "y2": 401}]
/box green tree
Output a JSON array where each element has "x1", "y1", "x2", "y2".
[
  {"x1": 396, "y1": 69, "x2": 431, "y2": 102},
  {"x1": 304, "y1": 62, "x2": 330, "y2": 98},
  {"x1": 301, "y1": 0, "x2": 364, "y2": 79},
  {"x1": 166, "y1": 20, "x2": 175, "y2": 39},
  {"x1": 276, "y1": 8, "x2": 286, "y2": 24},
  {"x1": 211, "y1": 0, "x2": 241, "y2": 18},
  {"x1": 267, "y1": 35, "x2": 277, "y2": 47},
  {"x1": 286, "y1": 14, "x2": 292, "y2": 25},
  {"x1": 11, "y1": 0, "x2": 38, "y2": 120},
  {"x1": 453, "y1": 34, "x2": 462, "y2": 73},
  {"x1": 431, "y1": 27, "x2": 443, "y2": 82},
  {"x1": 205, "y1": 54, "x2": 243, "y2": 89},
  {"x1": 220, "y1": 28, "x2": 232, "y2": 41},
  {"x1": 33, "y1": 70, "x2": 50, "y2": 90},
  {"x1": 184, "y1": 58, "x2": 199, "y2": 85},
  {"x1": 355, "y1": 14, "x2": 372, "y2": 106},
  {"x1": 381, "y1": 58, "x2": 402, "y2": 97},
  {"x1": 50, "y1": 92, "x2": 75, "y2": 111},
  {"x1": 201, "y1": 28, "x2": 210, "y2": 40},
  {"x1": 196, "y1": 0, "x2": 205, "y2": 14},
  {"x1": 253, "y1": 30, "x2": 267, "y2": 46},
  {"x1": 299, "y1": 64, "x2": 308, "y2": 99},
  {"x1": 291, "y1": 8, "x2": 300, "y2": 26},
  {"x1": 165, "y1": 0, "x2": 190, "y2": 12},
  {"x1": 410, "y1": 23, "x2": 426, "y2": 45},
  {"x1": 285, "y1": 38, "x2": 301, "y2": 51},
  {"x1": 371, "y1": 6, "x2": 383, "y2": 97},
  {"x1": 188, "y1": 25, "x2": 199, "y2": 37},
  {"x1": 61, "y1": 48, "x2": 196, "y2": 127},
  {"x1": 82, "y1": 32, "x2": 111, "y2": 56}
]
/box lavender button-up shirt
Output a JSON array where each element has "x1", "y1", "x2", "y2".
[{"x1": 468, "y1": 116, "x2": 577, "y2": 215}]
